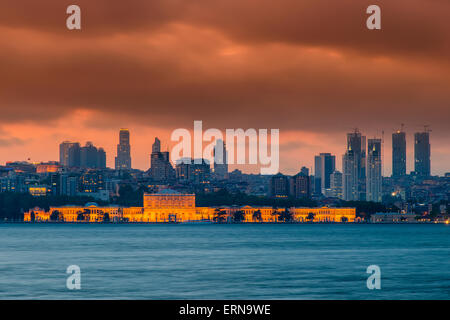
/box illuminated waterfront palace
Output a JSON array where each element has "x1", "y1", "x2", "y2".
[{"x1": 24, "y1": 189, "x2": 356, "y2": 223}]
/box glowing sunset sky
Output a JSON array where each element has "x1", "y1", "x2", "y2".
[{"x1": 0, "y1": 0, "x2": 449, "y2": 175}]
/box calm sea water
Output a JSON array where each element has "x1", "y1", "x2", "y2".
[{"x1": 0, "y1": 224, "x2": 449, "y2": 300}]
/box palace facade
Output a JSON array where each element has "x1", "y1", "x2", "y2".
[{"x1": 24, "y1": 189, "x2": 356, "y2": 223}]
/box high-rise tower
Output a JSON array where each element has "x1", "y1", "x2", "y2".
[
  {"x1": 314, "y1": 153, "x2": 336, "y2": 195},
  {"x1": 392, "y1": 128, "x2": 406, "y2": 177},
  {"x1": 149, "y1": 137, "x2": 175, "y2": 182},
  {"x1": 115, "y1": 128, "x2": 132, "y2": 170},
  {"x1": 152, "y1": 137, "x2": 161, "y2": 153},
  {"x1": 367, "y1": 138, "x2": 382, "y2": 202},
  {"x1": 213, "y1": 139, "x2": 228, "y2": 180},
  {"x1": 414, "y1": 130, "x2": 431, "y2": 176},
  {"x1": 342, "y1": 129, "x2": 366, "y2": 201},
  {"x1": 59, "y1": 141, "x2": 80, "y2": 167}
]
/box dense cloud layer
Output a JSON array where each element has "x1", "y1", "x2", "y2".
[{"x1": 0, "y1": 0, "x2": 448, "y2": 173}]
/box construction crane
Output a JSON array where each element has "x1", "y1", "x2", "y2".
[{"x1": 393, "y1": 123, "x2": 405, "y2": 134}]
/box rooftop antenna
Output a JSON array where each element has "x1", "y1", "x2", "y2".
[{"x1": 424, "y1": 125, "x2": 432, "y2": 133}]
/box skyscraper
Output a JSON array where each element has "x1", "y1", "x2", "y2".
[
  {"x1": 366, "y1": 138, "x2": 382, "y2": 202},
  {"x1": 342, "y1": 129, "x2": 366, "y2": 201},
  {"x1": 152, "y1": 137, "x2": 161, "y2": 153},
  {"x1": 59, "y1": 141, "x2": 79, "y2": 167},
  {"x1": 330, "y1": 171, "x2": 343, "y2": 199},
  {"x1": 290, "y1": 171, "x2": 310, "y2": 199},
  {"x1": 97, "y1": 148, "x2": 107, "y2": 169},
  {"x1": 314, "y1": 153, "x2": 336, "y2": 195},
  {"x1": 414, "y1": 131, "x2": 431, "y2": 176},
  {"x1": 67, "y1": 143, "x2": 81, "y2": 167},
  {"x1": 80, "y1": 142, "x2": 106, "y2": 169},
  {"x1": 213, "y1": 139, "x2": 228, "y2": 180},
  {"x1": 149, "y1": 137, "x2": 176, "y2": 182},
  {"x1": 59, "y1": 141, "x2": 71, "y2": 166},
  {"x1": 80, "y1": 142, "x2": 99, "y2": 168},
  {"x1": 115, "y1": 128, "x2": 132, "y2": 170},
  {"x1": 392, "y1": 130, "x2": 406, "y2": 177},
  {"x1": 269, "y1": 173, "x2": 290, "y2": 198}
]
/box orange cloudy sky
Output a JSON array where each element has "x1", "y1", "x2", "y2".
[{"x1": 0, "y1": 0, "x2": 449, "y2": 175}]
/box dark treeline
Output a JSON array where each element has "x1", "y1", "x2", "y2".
[
  {"x1": 0, "y1": 192, "x2": 108, "y2": 220},
  {"x1": 112, "y1": 185, "x2": 145, "y2": 207},
  {"x1": 337, "y1": 201, "x2": 398, "y2": 218},
  {"x1": 195, "y1": 189, "x2": 317, "y2": 208},
  {"x1": 0, "y1": 185, "x2": 146, "y2": 220},
  {"x1": 198, "y1": 190, "x2": 397, "y2": 218},
  {"x1": 1, "y1": 188, "x2": 401, "y2": 221}
]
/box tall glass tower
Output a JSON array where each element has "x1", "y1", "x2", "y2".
[
  {"x1": 414, "y1": 131, "x2": 431, "y2": 176},
  {"x1": 213, "y1": 139, "x2": 228, "y2": 180},
  {"x1": 367, "y1": 138, "x2": 382, "y2": 202},
  {"x1": 115, "y1": 128, "x2": 132, "y2": 170},
  {"x1": 314, "y1": 153, "x2": 336, "y2": 195},
  {"x1": 343, "y1": 129, "x2": 366, "y2": 201},
  {"x1": 392, "y1": 130, "x2": 406, "y2": 177}
]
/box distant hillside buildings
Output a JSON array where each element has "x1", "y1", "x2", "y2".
[
  {"x1": 59, "y1": 141, "x2": 106, "y2": 169},
  {"x1": 2, "y1": 127, "x2": 439, "y2": 209},
  {"x1": 261, "y1": 126, "x2": 435, "y2": 205},
  {"x1": 175, "y1": 158, "x2": 211, "y2": 184},
  {"x1": 309, "y1": 127, "x2": 432, "y2": 203},
  {"x1": 269, "y1": 171, "x2": 310, "y2": 199},
  {"x1": 149, "y1": 137, "x2": 176, "y2": 182}
]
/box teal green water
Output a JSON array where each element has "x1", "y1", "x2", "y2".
[{"x1": 0, "y1": 224, "x2": 449, "y2": 299}]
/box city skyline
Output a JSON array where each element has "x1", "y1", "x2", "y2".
[
  {"x1": 0, "y1": 127, "x2": 437, "y2": 204},
  {"x1": 0, "y1": 0, "x2": 449, "y2": 304},
  {"x1": 2, "y1": 126, "x2": 447, "y2": 177},
  {"x1": 0, "y1": 1, "x2": 449, "y2": 176}
]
